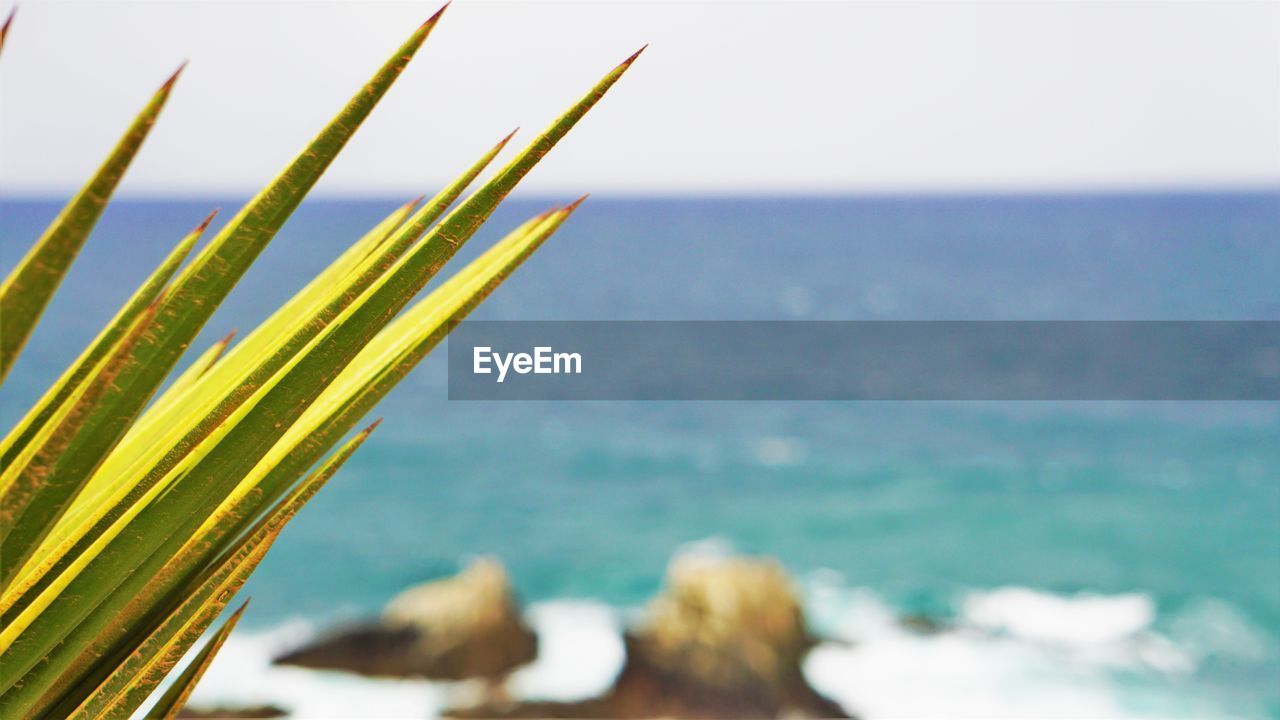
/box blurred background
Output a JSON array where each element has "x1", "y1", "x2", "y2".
[{"x1": 2, "y1": 1, "x2": 1278, "y2": 718}]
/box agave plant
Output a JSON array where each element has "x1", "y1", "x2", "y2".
[{"x1": 0, "y1": 6, "x2": 639, "y2": 717}]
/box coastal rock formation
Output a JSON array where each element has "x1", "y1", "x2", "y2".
[
  {"x1": 606, "y1": 554, "x2": 846, "y2": 718},
  {"x1": 274, "y1": 558, "x2": 537, "y2": 682},
  {"x1": 448, "y1": 554, "x2": 848, "y2": 719},
  {"x1": 633, "y1": 554, "x2": 821, "y2": 692}
]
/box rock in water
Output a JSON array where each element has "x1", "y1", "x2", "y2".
[
  {"x1": 446, "y1": 553, "x2": 849, "y2": 719},
  {"x1": 382, "y1": 557, "x2": 538, "y2": 680},
  {"x1": 275, "y1": 558, "x2": 536, "y2": 681},
  {"x1": 272, "y1": 623, "x2": 421, "y2": 677},
  {"x1": 604, "y1": 554, "x2": 848, "y2": 718}
]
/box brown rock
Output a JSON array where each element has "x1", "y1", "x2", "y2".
[
  {"x1": 275, "y1": 558, "x2": 536, "y2": 682},
  {"x1": 272, "y1": 622, "x2": 420, "y2": 677},
  {"x1": 447, "y1": 554, "x2": 849, "y2": 719},
  {"x1": 602, "y1": 554, "x2": 847, "y2": 718},
  {"x1": 632, "y1": 555, "x2": 819, "y2": 693}
]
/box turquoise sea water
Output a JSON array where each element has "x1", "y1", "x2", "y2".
[{"x1": 2, "y1": 193, "x2": 1278, "y2": 717}]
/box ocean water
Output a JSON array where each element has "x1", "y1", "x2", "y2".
[{"x1": 1, "y1": 193, "x2": 1278, "y2": 718}]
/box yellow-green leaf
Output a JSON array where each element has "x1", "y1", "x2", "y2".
[
  {"x1": 65, "y1": 60, "x2": 635, "y2": 670},
  {"x1": 0, "y1": 212, "x2": 212, "y2": 481},
  {"x1": 0, "y1": 198, "x2": 410, "y2": 617},
  {"x1": 144, "y1": 601, "x2": 247, "y2": 720},
  {"x1": 64, "y1": 426, "x2": 374, "y2": 720},
  {"x1": 0, "y1": 297, "x2": 162, "y2": 592},
  {"x1": 0, "y1": 66, "x2": 181, "y2": 382},
  {"x1": 0, "y1": 10, "x2": 444, "y2": 711},
  {"x1": 144, "y1": 329, "x2": 237, "y2": 422},
  {"x1": 175, "y1": 203, "x2": 579, "y2": 616},
  {"x1": 98, "y1": 130, "x2": 510, "y2": 512}
]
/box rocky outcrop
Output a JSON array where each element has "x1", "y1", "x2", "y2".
[
  {"x1": 274, "y1": 558, "x2": 536, "y2": 682},
  {"x1": 448, "y1": 554, "x2": 848, "y2": 719},
  {"x1": 274, "y1": 553, "x2": 849, "y2": 718},
  {"x1": 603, "y1": 554, "x2": 846, "y2": 718}
]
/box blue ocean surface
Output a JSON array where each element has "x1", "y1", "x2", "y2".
[{"x1": 2, "y1": 193, "x2": 1278, "y2": 718}]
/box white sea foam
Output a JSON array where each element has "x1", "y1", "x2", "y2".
[
  {"x1": 510, "y1": 600, "x2": 626, "y2": 700},
  {"x1": 961, "y1": 586, "x2": 1155, "y2": 646},
  {"x1": 801, "y1": 578, "x2": 1247, "y2": 719},
  {"x1": 176, "y1": 600, "x2": 624, "y2": 720},
  {"x1": 167, "y1": 585, "x2": 1267, "y2": 720},
  {"x1": 174, "y1": 618, "x2": 445, "y2": 719}
]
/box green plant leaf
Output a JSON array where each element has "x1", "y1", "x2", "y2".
[
  {"x1": 212, "y1": 202, "x2": 581, "y2": 541},
  {"x1": 0, "y1": 211, "x2": 212, "y2": 482},
  {"x1": 89, "y1": 129, "x2": 512, "y2": 518},
  {"x1": 0, "y1": 65, "x2": 181, "y2": 383},
  {"x1": 0, "y1": 8, "x2": 643, "y2": 715},
  {"x1": 0, "y1": 8, "x2": 444, "y2": 555},
  {"x1": 0, "y1": 9, "x2": 445, "y2": 711},
  {"x1": 0, "y1": 198, "x2": 408, "y2": 619},
  {"x1": 0, "y1": 212, "x2": 211, "y2": 592},
  {"x1": 3, "y1": 39, "x2": 478, "y2": 619},
  {"x1": 50, "y1": 59, "x2": 638, "y2": 681},
  {"x1": 33, "y1": 192, "x2": 416, "y2": 571},
  {"x1": 3, "y1": 132, "x2": 507, "y2": 625},
  {"x1": 143, "y1": 329, "x2": 237, "y2": 422},
  {"x1": 64, "y1": 425, "x2": 374, "y2": 720},
  {"x1": 68, "y1": 207, "x2": 572, "y2": 720},
  {"x1": 0, "y1": 297, "x2": 162, "y2": 592},
  {"x1": 144, "y1": 601, "x2": 247, "y2": 720}
]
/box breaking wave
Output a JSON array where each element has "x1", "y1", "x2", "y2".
[{"x1": 174, "y1": 581, "x2": 1275, "y2": 720}]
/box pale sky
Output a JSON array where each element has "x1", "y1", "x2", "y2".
[{"x1": 1, "y1": 1, "x2": 1277, "y2": 196}]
